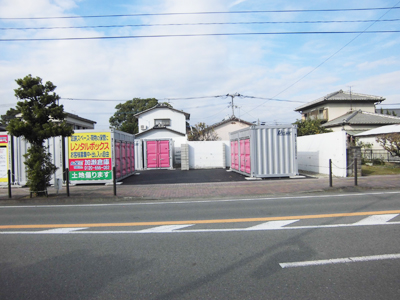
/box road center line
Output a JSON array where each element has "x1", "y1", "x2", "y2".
[
  {"x1": 1, "y1": 210, "x2": 400, "y2": 229},
  {"x1": 280, "y1": 253, "x2": 400, "y2": 268}
]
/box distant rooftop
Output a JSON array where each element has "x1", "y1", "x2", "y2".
[
  {"x1": 295, "y1": 90, "x2": 385, "y2": 112},
  {"x1": 322, "y1": 110, "x2": 400, "y2": 128}
]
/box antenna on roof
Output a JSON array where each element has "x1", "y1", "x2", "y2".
[{"x1": 347, "y1": 86, "x2": 353, "y2": 111}]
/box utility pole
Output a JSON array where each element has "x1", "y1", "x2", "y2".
[{"x1": 227, "y1": 93, "x2": 241, "y2": 117}]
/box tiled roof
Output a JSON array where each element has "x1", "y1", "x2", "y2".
[
  {"x1": 210, "y1": 116, "x2": 253, "y2": 128},
  {"x1": 295, "y1": 90, "x2": 385, "y2": 111},
  {"x1": 134, "y1": 103, "x2": 190, "y2": 120},
  {"x1": 322, "y1": 110, "x2": 400, "y2": 127},
  {"x1": 135, "y1": 126, "x2": 186, "y2": 137}
]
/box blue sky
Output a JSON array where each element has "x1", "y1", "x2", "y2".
[{"x1": 1, "y1": 0, "x2": 399, "y2": 130}]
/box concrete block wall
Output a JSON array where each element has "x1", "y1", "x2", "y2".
[
  {"x1": 181, "y1": 144, "x2": 189, "y2": 170},
  {"x1": 347, "y1": 146, "x2": 362, "y2": 177}
]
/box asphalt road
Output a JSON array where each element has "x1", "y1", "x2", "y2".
[{"x1": 1, "y1": 191, "x2": 400, "y2": 299}]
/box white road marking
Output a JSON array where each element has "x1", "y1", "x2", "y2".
[
  {"x1": 354, "y1": 214, "x2": 399, "y2": 225},
  {"x1": 2, "y1": 221, "x2": 400, "y2": 234},
  {"x1": 1, "y1": 191, "x2": 400, "y2": 208},
  {"x1": 245, "y1": 220, "x2": 299, "y2": 230},
  {"x1": 1, "y1": 214, "x2": 400, "y2": 235},
  {"x1": 280, "y1": 253, "x2": 400, "y2": 268},
  {"x1": 139, "y1": 224, "x2": 194, "y2": 232},
  {"x1": 36, "y1": 228, "x2": 88, "y2": 234}
]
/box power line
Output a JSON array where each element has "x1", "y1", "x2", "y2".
[
  {"x1": 1, "y1": 7, "x2": 399, "y2": 20},
  {"x1": 2, "y1": 19, "x2": 399, "y2": 31},
  {"x1": 61, "y1": 95, "x2": 225, "y2": 102},
  {"x1": 242, "y1": 0, "x2": 400, "y2": 117},
  {"x1": 1, "y1": 30, "x2": 398, "y2": 42}
]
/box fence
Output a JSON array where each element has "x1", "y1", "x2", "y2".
[{"x1": 361, "y1": 149, "x2": 400, "y2": 163}]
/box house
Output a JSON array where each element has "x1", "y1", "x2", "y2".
[
  {"x1": 135, "y1": 103, "x2": 190, "y2": 140},
  {"x1": 294, "y1": 90, "x2": 385, "y2": 122},
  {"x1": 13, "y1": 111, "x2": 96, "y2": 130},
  {"x1": 321, "y1": 110, "x2": 400, "y2": 135},
  {"x1": 355, "y1": 124, "x2": 400, "y2": 150},
  {"x1": 376, "y1": 108, "x2": 400, "y2": 116},
  {"x1": 65, "y1": 112, "x2": 96, "y2": 129},
  {"x1": 355, "y1": 124, "x2": 400, "y2": 162},
  {"x1": 134, "y1": 103, "x2": 190, "y2": 168},
  {"x1": 210, "y1": 116, "x2": 253, "y2": 141}
]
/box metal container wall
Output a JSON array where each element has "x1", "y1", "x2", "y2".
[
  {"x1": 0, "y1": 134, "x2": 65, "y2": 186},
  {"x1": 229, "y1": 125, "x2": 298, "y2": 178},
  {"x1": 1, "y1": 129, "x2": 135, "y2": 186}
]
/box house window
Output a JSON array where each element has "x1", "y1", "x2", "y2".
[{"x1": 154, "y1": 119, "x2": 171, "y2": 126}]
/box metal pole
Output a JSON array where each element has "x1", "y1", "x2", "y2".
[
  {"x1": 8, "y1": 170, "x2": 11, "y2": 199},
  {"x1": 329, "y1": 159, "x2": 333, "y2": 187},
  {"x1": 113, "y1": 166, "x2": 117, "y2": 196},
  {"x1": 66, "y1": 168, "x2": 70, "y2": 197},
  {"x1": 354, "y1": 158, "x2": 358, "y2": 186}
]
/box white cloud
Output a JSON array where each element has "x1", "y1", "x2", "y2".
[{"x1": 1, "y1": 0, "x2": 399, "y2": 130}]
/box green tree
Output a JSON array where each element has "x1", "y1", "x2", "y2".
[
  {"x1": 109, "y1": 98, "x2": 161, "y2": 134},
  {"x1": 7, "y1": 75, "x2": 73, "y2": 195},
  {"x1": 1, "y1": 107, "x2": 19, "y2": 126},
  {"x1": 293, "y1": 119, "x2": 332, "y2": 136},
  {"x1": 188, "y1": 122, "x2": 219, "y2": 141},
  {"x1": 376, "y1": 133, "x2": 400, "y2": 157}
]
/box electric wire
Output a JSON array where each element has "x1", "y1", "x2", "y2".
[
  {"x1": 1, "y1": 19, "x2": 399, "y2": 31},
  {"x1": 1, "y1": 6, "x2": 399, "y2": 20},
  {"x1": 1, "y1": 30, "x2": 398, "y2": 42},
  {"x1": 242, "y1": 0, "x2": 400, "y2": 117}
]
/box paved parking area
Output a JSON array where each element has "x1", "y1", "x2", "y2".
[{"x1": 122, "y1": 169, "x2": 248, "y2": 185}]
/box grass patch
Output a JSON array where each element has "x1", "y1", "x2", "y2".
[{"x1": 362, "y1": 162, "x2": 400, "y2": 176}]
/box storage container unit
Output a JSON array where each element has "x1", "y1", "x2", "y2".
[
  {"x1": 229, "y1": 125, "x2": 298, "y2": 178},
  {"x1": 143, "y1": 139, "x2": 174, "y2": 170},
  {"x1": 0, "y1": 133, "x2": 11, "y2": 185},
  {"x1": 0, "y1": 133, "x2": 66, "y2": 186},
  {"x1": 68, "y1": 129, "x2": 135, "y2": 184}
]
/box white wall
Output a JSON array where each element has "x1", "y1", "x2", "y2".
[
  {"x1": 187, "y1": 141, "x2": 226, "y2": 169},
  {"x1": 138, "y1": 108, "x2": 187, "y2": 135},
  {"x1": 214, "y1": 122, "x2": 250, "y2": 140},
  {"x1": 297, "y1": 131, "x2": 347, "y2": 177}
]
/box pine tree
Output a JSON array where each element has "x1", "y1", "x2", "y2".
[{"x1": 7, "y1": 75, "x2": 73, "y2": 195}]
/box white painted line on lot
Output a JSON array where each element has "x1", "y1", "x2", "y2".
[
  {"x1": 280, "y1": 253, "x2": 400, "y2": 268},
  {"x1": 354, "y1": 214, "x2": 399, "y2": 225},
  {"x1": 37, "y1": 228, "x2": 88, "y2": 234},
  {"x1": 245, "y1": 220, "x2": 299, "y2": 230},
  {"x1": 2, "y1": 191, "x2": 400, "y2": 209},
  {"x1": 139, "y1": 224, "x2": 194, "y2": 232}
]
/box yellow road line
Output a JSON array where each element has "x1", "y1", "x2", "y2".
[{"x1": 1, "y1": 210, "x2": 400, "y2": 229}]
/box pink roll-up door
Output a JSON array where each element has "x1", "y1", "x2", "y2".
[
  {"x1": 146, "y1": 140, "x2": 170, "y2": 169},
  {"x1": 158, "y1": 140, "x2": 170, "y2": 168},
  {"x1": 240, "y1": 140, "x2": 245, "y2": 172},
  {"x1": 230, "y1": 141, "x2": 235, "y2": 170},
  {"x1": 146, "y1": 141, "x2": 158, "y2": 168},
  {"x1": 115, "y1": 142, "x2": 121, "y2": 178},
  {"x1": 131, "y1": 143, "x2": 135, "y2": 172},
  {"x1": 240, "y1": 139, "x2": 251, "y2": 174},
  {"x1": 126, "y1": 143, "x2": 131, "y2": 173},
  {"x1": 231, "y1": 141, "x2": 239, "y2": 170},
  {"x1": 244, "y1": 139, "x2": 251, "y2": 174},
  {"x1": 122, "y1": 143, "x2": 127, "y2": 176}
]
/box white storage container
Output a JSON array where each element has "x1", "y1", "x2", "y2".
[{"x1": 229, "y1": 125, "x2": 298, "y2": 178}]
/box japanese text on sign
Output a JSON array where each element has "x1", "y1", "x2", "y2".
[{"x1": 68, "y1": 132, "x2": 112, "y2": 181}]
